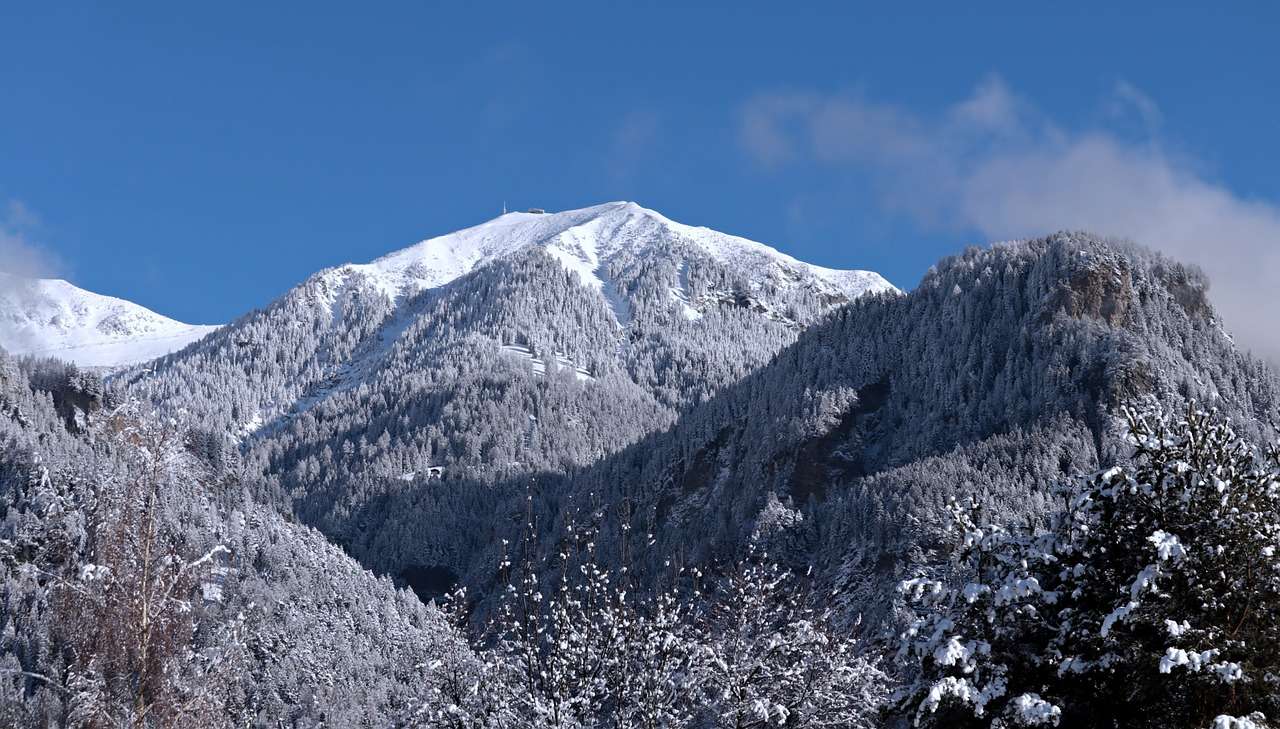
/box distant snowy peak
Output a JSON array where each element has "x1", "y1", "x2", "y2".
[
  {"x1": 0, "y1": 272, "x2": 218, "y2": 367},
  {"x1": 314, "y1": 201, "x2": 897, "y2": 308}
]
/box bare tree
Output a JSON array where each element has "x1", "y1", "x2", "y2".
[{"x1": 56, "y1": 404, "x2": 242, "y2": 728}]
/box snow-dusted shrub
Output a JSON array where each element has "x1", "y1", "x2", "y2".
[
  {"x1": 898, "y1": 404, "x2": 1280, "y2": 728},
  {"x1": 416, "y1": 524, "x2": 889, "y2": 728},
  {"x1": 689, "y1": 555, "x2": 888, "y2": 729},
  {"x1": 416, "y1": 520, "x2": 700, "y2": 729}
]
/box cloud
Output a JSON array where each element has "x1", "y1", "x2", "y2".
[
  {"x1": 0, "y1": 200, "x2": 66, "y2": 354},
  {"x1": 740, "y1": 93, "x2": 818, "y2": 166},
  {"x1": 1107, "y1": 79, "x2": 1163, "y2": 137},
  {"x1": 739, "y1": 78, "x2": 1280, "y2": 362},
  {"x1": 0, "y1": 200, "x2": 62, "y2": 283},
  {"x1": 609, "y1": 109, "x2": 663, "y2": 180}
]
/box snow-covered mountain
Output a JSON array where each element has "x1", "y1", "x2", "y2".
[
  {"x1": 0, "y1": 271, "x2": 218, "y2": 367},
  {"x1": 15, "y1": 221, "x2": 1280, "y2": 726},
  {"x1": 538, "y1": 233, "x2": 1280, "y2": 628},
  {"x1": 313, "y1": 201, "x2": 895, "y2": 319},
  {"x1": 121, "y1": 201, "x2": 896, "y2": 583},
  {"x1": 128, "y1": 201, "x2": 896, "y2": 436}
]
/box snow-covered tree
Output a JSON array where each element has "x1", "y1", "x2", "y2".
[
  {"x1": 417, "y1": 518, "x2": 699, "y2": 729},
  {"x1": 416, "y1": 516, "x2": 888, "y2": 729},
  {"x1": 55, "y1": 405, "x2": 244, "y2": 728},
  {"x1": 691, "y1": 555, "x2": 888, "y2": 729},
  {"x1": 898, "y1": 404, "x2": 1280, "y2": 728}
]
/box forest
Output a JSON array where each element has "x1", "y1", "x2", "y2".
[{"x1": 3, "y1": 233, "x2": 1280, "y2": 727}]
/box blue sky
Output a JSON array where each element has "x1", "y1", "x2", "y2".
[{"x1": 2, "y1": 2, "x2": 1279, "y2": 353}]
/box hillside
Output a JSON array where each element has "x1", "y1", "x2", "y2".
[
  {"x1": 0, "y1": 348, "x2": 471, "y2": 725},
  {"x1": 439, "y1": 233, "x2": 1280, "y2": 623}
]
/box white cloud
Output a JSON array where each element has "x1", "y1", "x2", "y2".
[
  {"x1": 609, "y1": 109, "x2": 663, "y2": 180},
  {"x1": 740, "y1": 93, "x2": 814, "y2": 167},
  {"x1": 1108, "y1": 79, "x2": 1163, "y2": 136},
  {"x1": 739, "y1": 78, "x2": 1280, "y2": 361},
  {"x1": 0, "y1": 200, "x2": 66, "y2": 354},
  {"x1": 0, "y1": 200, "x2": 62, "y2": 284}
]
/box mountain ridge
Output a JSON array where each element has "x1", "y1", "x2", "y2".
[
  {"x1": 0, "y1": 271, "x2": 219, "y2": 367},
  {"x1": 306, "y1": 230, "x2": 1278, "y2": 613},
  {"x1": 117, "y1": 202, "x2": 899, "y2": 595},
  {"x1": 124, "y1": 201, "x2": 897, "y2": 439},
  {"x1": 315, "y1": 201, "x2": 896, "y2": 311},
  {"x1": 0, "y1": 202, "x2": 894, "y2": 372},
  {"x1": 532, "y1": 231, "x2": 1280, "y2": 622}
]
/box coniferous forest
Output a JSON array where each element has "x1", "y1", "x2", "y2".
[{"x1": 3, "y1": 201, "x2": 1280, "y2": 728}]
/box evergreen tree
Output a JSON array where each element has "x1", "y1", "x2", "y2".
[{"x1": 898, "y1": 404, "x2": 1280, "y2": 728}]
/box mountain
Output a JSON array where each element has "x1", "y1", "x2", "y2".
[
  {"x1": 0, "y1": 272, "x2": 219, "y2": 367},
  {"x1": 316, "y1": 201, "x2": 893, "y2": 310},
  {"x1": 120, "y1": 202, "x2": 896, "y2": 584},
  {"x1": 117, "y1": 218, "x2": 1280, "y2": 625},
  {"x1": 6, "y1": 219, "x2": 1280, "y2": 726},
  {"x1": 516, "y1": 232, "x2": 1280, "y2": 626},
  {"x1": 0, "y1": 190, "x2": 900, "y2": 723},
  {"x1": 119, "y1": 211, "x2": 1280, "y2": 622},
  {"x1": 125, "y1": 201, "x2": 894, "y2": 434}
]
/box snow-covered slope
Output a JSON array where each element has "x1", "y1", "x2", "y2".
[
  {"x1": 0, "y1": 272, "x2": 219, "y2": 367},
  {"x1": 315, "y1": 201, "x2": 897, "y2": 316},
  {"x1": 126, "y1": 200, "x2": 898, "y2": 443}
]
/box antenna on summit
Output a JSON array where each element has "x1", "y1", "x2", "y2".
[{"x1": 502, "y1": 200, "x2": 507, "y2": 215}]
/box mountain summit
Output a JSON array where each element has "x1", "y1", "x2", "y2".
[
  {"x1": 128, "y1": 201, "x2": 896, "y2": 438},
  {"x1": 316, "y1": 201, "x2": 895, "y2": 317},
  {"x1": 0, "y1": 272, "x2": 219, "y2": 367}
]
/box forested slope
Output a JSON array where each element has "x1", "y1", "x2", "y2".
[
  {"x1": 501, "y1": 233, "x2": 1280, "y2": 626},
  {"x1": 0, "y1": 349, "x2": 470, "y2": 725},
  {"x1": 119, "y1": 203, "x2": 893, "y2": 589}
]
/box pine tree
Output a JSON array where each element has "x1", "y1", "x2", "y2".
[{"x1": 897, "y1": 403, "x2": 1280, "y2": 728}]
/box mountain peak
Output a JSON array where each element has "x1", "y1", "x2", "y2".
[
  {"x1": 321, "y1": 201, "x2": 897, "y2": 306},
  {"x1": 0, "y1": 271, "x2": 219, "y2": 368}
]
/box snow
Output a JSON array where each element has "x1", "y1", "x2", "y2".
[
  {"x1": 1010, "y1": 693, "x2": 1061, "y2": 726},
  {"x1": 994, "y1": 575, "x2": 1044, "y2": 604},
  {"x1": 1158, "y1": 647, "x2": 1215, "y2": 673},
  {"x1": 0, "y1": 272, "x2": 219, "y2": 367},
  {"x1": 599, "y1": 275, "x2": 633, "y2": 327},
  {"x1": 397, "y1": 467, "x2": 443, "y2": 482},
  {"x1": 670, "y1": 261, "x2": 702, "y2": 321},
  {"x1": 261, "y1": 301, "x2": 425, "y2": 433},
  {"x1": 1149, "y1": 530, "x2": 1187, "y2": 561},
  {"x1": 500, "y1": 344, "x2": 593, "y2": 381},
  {"x1": 201, "y1": 581, "x2": 224, "y2": 602},
  {"x1": 1213, "y1": 662, "x2": 1244, "y2": 683},
  {"x1": 1100, "y1": 600, "x2": 1138, "y2": 638},
  {"x1": 933, "y1": 636, "x2": 974, "y2": 667},
  {"x1": 236, "y1": 413, "x2": 265, "y2": 440},
  {"x1": 919, "y1": 675, "x2": 1007, "y2": 718},
  {"x1": 961, "y1": 583, "x2": 989, "y2": 603},
  {"x1": 1213, "y1": 716, "x2": 1267, "y2": 729},
  {"x1": 314, "y1": 201, "x2": 896, "y2": 322}
]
